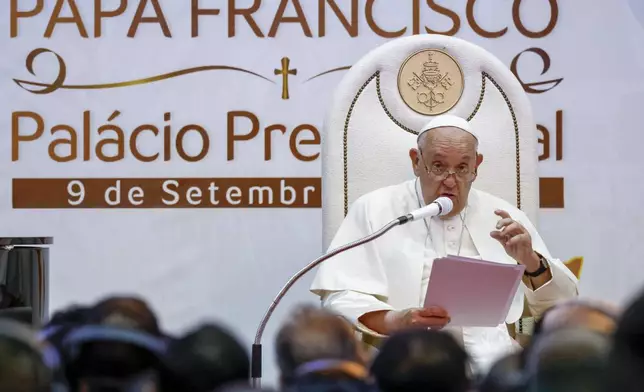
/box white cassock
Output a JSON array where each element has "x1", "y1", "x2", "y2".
[{"x1": 310, "y1": 178, "x2": 579, "y2": 373}]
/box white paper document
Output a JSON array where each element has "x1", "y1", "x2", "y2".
[{"x1": 423, "y1": 255, "x2": 526, "y2": 327}]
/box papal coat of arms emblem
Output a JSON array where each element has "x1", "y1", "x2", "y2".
[{"x1": 398, "y1": 49, "x2": 465, "y2": 116}]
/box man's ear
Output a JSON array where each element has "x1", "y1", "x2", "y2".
[
  {"x1": 473, "y1": 153, "x2": 484, "y2": 178},
  {"x1": 409, "y1": 148, "x2": 421, "y2": 177}
]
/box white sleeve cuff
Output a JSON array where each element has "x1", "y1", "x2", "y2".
[
  {"x1": 524, "y1": 258, "x2": 579, "y2": 316},
  {"x1": 320, "y1": 290, "x2": 393, "y2": 330}
]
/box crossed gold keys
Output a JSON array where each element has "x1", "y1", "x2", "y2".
[{"x1": 275, "y1": 57, "x2": 297, "y2": 100}]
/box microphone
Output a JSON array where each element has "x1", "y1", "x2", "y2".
[
  {"x1": 250, "y1": 196, "x2": 454, "y2": 388},
  {"x1": 397, "y1": 196, "x2": 453, "y2": 224}
]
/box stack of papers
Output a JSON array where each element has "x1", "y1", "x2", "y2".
[{"x1": 423, "y1": 255, "x2": 525, "y2": 327}]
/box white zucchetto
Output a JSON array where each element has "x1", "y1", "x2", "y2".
[{"x1": 417, "y1": 114, "x2": 478, "y2": 142}]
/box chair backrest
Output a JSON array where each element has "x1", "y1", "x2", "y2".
[{"x1": 322, "y1": 35, "x2": 539, "y2": 248}]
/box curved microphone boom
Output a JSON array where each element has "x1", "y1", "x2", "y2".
[{"x1": 250, "y1": 196, "x2": 453, "y2": 388}]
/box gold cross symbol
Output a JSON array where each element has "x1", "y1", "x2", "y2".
[{"x1": 275, "y1": 57, "x2": 297, "y2": 100}]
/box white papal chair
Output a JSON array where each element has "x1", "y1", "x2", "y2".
[{"x1": 321, "y1": 34, "x2": 540, "y2": 340}]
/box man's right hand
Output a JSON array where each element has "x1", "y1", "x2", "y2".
[{"x1": 359, "y1": 306, "x2": 451, "y2": 335}]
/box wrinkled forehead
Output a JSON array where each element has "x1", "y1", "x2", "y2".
[{"x1": 419, "y1": 127, "x2": 478, "y2": 155}]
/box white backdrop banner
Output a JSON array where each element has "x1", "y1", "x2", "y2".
[{"x1": 2, "y1": 0, "x2": 644, "y2": 384}]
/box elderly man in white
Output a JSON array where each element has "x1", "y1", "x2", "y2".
[{"x1": 310, "y1": 114, "x2": 579, "y2": 373}]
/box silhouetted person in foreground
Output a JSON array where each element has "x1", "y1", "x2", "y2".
[
  {"x1": 275, "y1": 305, "x2": 375, "y2": 392},
  {"x1": 370, "y1": 328, "x2": 470, "y2": 392}
]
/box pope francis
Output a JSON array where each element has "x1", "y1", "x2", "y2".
[{"x1": 310, "y1": 114, "x2": 579, "y2": 373}]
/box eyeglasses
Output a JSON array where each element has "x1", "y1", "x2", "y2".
[{"x1": 419, "y1": 150, "x2": 476, "y2": 182}]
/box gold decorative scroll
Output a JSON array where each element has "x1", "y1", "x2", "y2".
[
  {"x1": 13, "y1": 48, "x2": 274, "y2": 95},
  {"x1": 304, "y1": 66, "x2": 352, "y2": 82}
]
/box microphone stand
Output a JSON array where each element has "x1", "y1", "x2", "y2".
[{"x1": 251, "y1": 215, "x2": 410, "y2": 388}]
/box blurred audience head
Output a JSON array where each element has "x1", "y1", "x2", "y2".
[
  {"x1": 275, "y1": 305, "x2": 368, "y2": 388},
  {"x1": 477, "y1": 352, "x2": 525, "y2": 392},
  {"x1": 86, "y1": 295, "x2": 161, "y2": 336},
  {"x1": 370, "y1": 329, "x2": 469, "y2": 392},
  {"x1": 603, "y1": 289, "x2": 644, "y2": 392},
  {"x1": 523, "y1": 327, "x2": 610, "y2": 392},
  {"x1": 0, "y1": 319, "x2": 53, "y2": 392},
  {"x1": 532, "y1": 299, "x2": 619, "y2": 338},
  {"x1": 610, "y1": 289, "x2": 644, "y2": 358},
  {"x1": 61, "y1": 295, "x2": 166, "y2": 391},
  {"x1": 164, "y1": 323, "x2": 249, "y2": 392}
]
